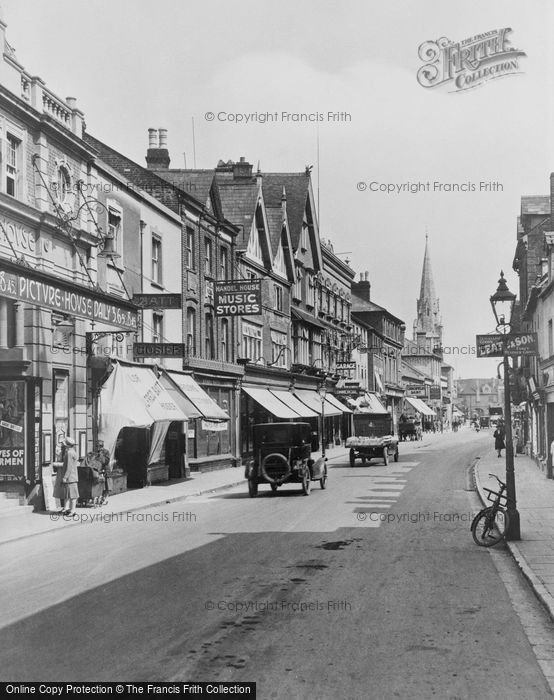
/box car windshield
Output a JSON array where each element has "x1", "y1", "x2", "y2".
[{"x1": 255, "y1": 425, "x2": 309, "y2": 445}]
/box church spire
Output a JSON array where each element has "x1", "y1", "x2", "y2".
[{"x1": 414, "y1": 235, "x2": 442, "y2": 343}]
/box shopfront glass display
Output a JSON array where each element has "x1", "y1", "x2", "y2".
[{"x1": 0, "y1": 379, "x2": 26, "y2": 482}]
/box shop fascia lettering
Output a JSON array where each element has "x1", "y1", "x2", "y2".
[
  {"x1": 17, "y1": 277, "x2": 126, "y2": 323},
  {"x1": 0, "y1": 260, "x2": 138, "y2": 330}
]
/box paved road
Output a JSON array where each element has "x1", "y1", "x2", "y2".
[{"x1": 1, "y1": 430, "x2": 552, "y2": 698}]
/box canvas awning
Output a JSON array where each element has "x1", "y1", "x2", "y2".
[
  {"x1": 167, "y1": 371, "x2": 230, "y2": 421},
  {"x1": 270, "y1": 390, "x2": 318, "y2": 418},
  {"x1": 243, "y1": 387, "x2": 300, "y2": 420},
  {"x1": 404, "y1": 396, "x2": 436, "y2": 416},
  {"x1": 158, "y1": 372, "x2": 202, "y2": 419},
  {"x1": 293, "y1": 389, "x2": 342, "y2": 417},
  {"x1": 325, "y1": 393, "x2": 353, "y2": 413},
  {"x1": 351, "y1": 392, "x2": 388, "y2": 414},
  {"x1": 98, "y1": 361, "x2": 189, "y2": 462},
  {"x1": 291, "y1": 306, "x2": 327, "y2": 329}
]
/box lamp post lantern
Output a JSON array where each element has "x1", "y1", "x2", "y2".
[
  {"x1": 317, "y1": 380, "x2": 327, "y2": 458},
  {"x1": 490, "y1": 270, "x2": 520, "y2": 540}
]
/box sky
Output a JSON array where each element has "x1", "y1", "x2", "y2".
[{"x1": 3, "y1": 0, "x2": 552, "y2": 379}]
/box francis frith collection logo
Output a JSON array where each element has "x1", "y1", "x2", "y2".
[{"x1": 417, "y1": 28, "x2": 526, "y2": 92}]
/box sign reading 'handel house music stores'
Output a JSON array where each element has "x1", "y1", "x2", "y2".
[{"x1": 214, "y1": 280, "x2": 261, "y2": 317}]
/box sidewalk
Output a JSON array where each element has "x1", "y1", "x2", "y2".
[
  {"x1": 0, "y1": 444, "x2": 349, "y2": 546},
  {"x1": 475, "y1": 448, "x2": 554, "y2": 622}
]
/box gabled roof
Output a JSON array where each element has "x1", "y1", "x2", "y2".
[
  {"x1": 265, "y1": 204, "x2": 295, "y2": 282},
  {"x1": 217, "y1": 181, "x2": 260, "y2": 245},
  {"x1": 521, "y1": 196, "x2": 550, "y2": 216},
  {"x1": 262, "y1": 172, "x2": 322, "y2": 271},
  {"x1": 263, "y1": 173, "x2": 309, "y2": 240}
]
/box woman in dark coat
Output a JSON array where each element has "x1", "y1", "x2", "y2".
[
  {"x1": 62, "y1": 436, "x2": 79, "y2": 515},
  {"x1": 494, "y1": 424, "x2": 505, "y2": 457}
]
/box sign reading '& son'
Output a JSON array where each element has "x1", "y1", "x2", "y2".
[{"x1": 214, "y1": 280, "x2": 261, "y2": 317}]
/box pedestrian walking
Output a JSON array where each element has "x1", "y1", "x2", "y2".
[
  {"x1": 494, "y1": 423, "x2": 505, "y2": 458},
  {"x1": 61, "y1": 436, "x2": 79, "y2": 515}
]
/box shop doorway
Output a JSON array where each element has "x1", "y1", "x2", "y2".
[{"x1": 166, "y1": 421, "x2": 186, "y2": 479}]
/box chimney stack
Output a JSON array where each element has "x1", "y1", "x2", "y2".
[
  {"x1": 352, "y1": 270, "x2": 371, "y2": 302},
  {"x1": 146, "y1": 127, "x2": 170, "y2": 169},
  {"x1": 233, "y1": 156, "x2": 253, "y2": 180}
]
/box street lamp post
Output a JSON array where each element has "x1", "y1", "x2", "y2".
[
  {"x1": 490, "y1": 270, "x2": 520, "y2": 540},
  {"x1": 317, "y1": 380, "x2": 327, "y2": 458}
]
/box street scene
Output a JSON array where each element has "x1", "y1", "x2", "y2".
[
  {"x1": 1, "y1": 0, "x2": 554, "y2": 697},
  {"x1": 1, "y1": 429, "x2": 553, "y2": 699}
]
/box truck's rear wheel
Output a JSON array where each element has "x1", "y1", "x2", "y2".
[{"x1": 302, "y1": 466, "x2": 311, "y2": 495}]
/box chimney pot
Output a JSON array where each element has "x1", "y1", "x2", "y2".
[
  {"x1": 159, "y1": 128, "x2": 168, "y2": 148},
  {"x1": 148, "y1": 128, "x2": 158, "y2": 148}
]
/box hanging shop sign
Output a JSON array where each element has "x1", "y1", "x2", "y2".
[
  {"x1": 429, "y1": 386, "x2": 441, "y2": 400},
  {"x1": 0, "y1": 259, "x2": 138, "y2": 330},
  {"x1": 133, "y1": 343, "x2": 187, "y2": 358},
  {"x1": 214, "y1": 279, "x2": 261, "y2": 317},
  {"x1": 476, "y1": 332, "x2": 538, "y2": 358},
  {"x1": 132, "y1": 293, "x2": 182, "y2": 309}
]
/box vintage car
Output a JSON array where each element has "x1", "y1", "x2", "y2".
[
  {"x1": 346, "y1": 412, "x2": 399, "y2": 466},
  {"x1": 245, "y1": 422, "x2": 328, "y2": 497}
]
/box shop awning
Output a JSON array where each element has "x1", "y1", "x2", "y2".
[
  {"x1": 98, "y1": 361, "x2": 189, "y2": 459},
  {"x1": 158, "y1": 372, "x2": 202, "y2": 419},
  {"x1": 243, "y1": 387, "x2": 300, "y2": 419},
  {"x1": 350, "y1": 392, "x2": 388, "y2": 414},
  {"x1": 167, "y1": 371, "x2": 230, "y2": 421},
  {"x1": 325, "y1": 393, "x2": 353, "y2": 414},
  {"x1": 405, "y1": 396, "x2": 436, "y2": 416},
  {"x1": 291, "y1": 306, "x2": 327, "y2": 329},
  {"x1": 270, "y1": 389, "x2": 318, "y2": 418},
  {"x1": 293, "y1": 389, "x2": 342, "y2": 417}
]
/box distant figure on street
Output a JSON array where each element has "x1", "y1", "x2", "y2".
[
  {"x1": 494, "y1": 423, "x2": 505, "y2": 458},
  {"x1": 62, "y1": 436, "x2": 79, "y2": 516}
]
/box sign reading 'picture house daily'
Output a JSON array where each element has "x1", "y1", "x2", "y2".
[
  {"x1": 214, "y1": 280, "x2": 261, "y2": 317},
  {"x1": 0, "y1": 259, "x2": 138, "y2": 330}
]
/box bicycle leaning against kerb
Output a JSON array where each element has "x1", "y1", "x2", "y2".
[{"x1": 471, "y1": 474, "x2": 510, "y2": 547}]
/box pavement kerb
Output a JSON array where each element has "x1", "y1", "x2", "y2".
[{"x1": 473, "y1": 453, "x2": 554, "y2": 624}]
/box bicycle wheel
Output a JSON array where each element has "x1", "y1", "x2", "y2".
[{"x1": 471, "y1": 506, "x2": 509, "y2": 547}]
